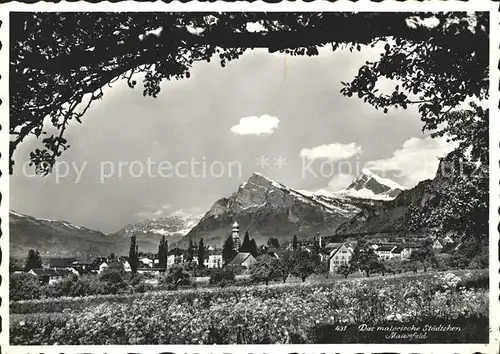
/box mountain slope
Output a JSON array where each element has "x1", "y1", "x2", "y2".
[
  {"x1": 9, "y1": 211, "x2": 119, "y2": 259},
  {"x1": 10, "y1": 211, "x2": 203, "y2": 259},
  {"x1": 334, "y1": 160, "x2": 451, "y2": 237},
  {"x1": 183, "y1": 172, "x2": 396, "y2": 247}
]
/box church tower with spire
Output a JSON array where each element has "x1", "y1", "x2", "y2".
[{"x1": 232, "y1": 221, "x2": 241, "y2": 252}]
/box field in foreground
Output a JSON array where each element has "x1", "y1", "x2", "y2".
[{"x1": 10, "y1": 269, "x2": 488, "y2": 344}]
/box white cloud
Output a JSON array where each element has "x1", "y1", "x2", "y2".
[
  {"x1": 366, "y1": 137, "x2": 457, "y2": 188},
  {"x1": 169, "y1": 207, "x2": 202, "y2": 218},
  {"x1": 134, "y1": 203, "x2": 171, "y2": 220},
  {"x1": 325, "y1": 173, "x2": 355, "y2": 192},
  {"x1": 300, "y1": 142, "x2": 362, "y2": 161},
  {"x1": 134, "y1": 208, "x2": 164, "y2": 220},
  {"x1": 230, "y1": 114, "x2": 280, "y2": 136}
]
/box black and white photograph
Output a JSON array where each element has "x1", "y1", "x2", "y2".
[{"x1": 2, "y1": 4, "x2": 498, "y2": 349}]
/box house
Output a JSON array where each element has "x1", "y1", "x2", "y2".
[
  {"x1": 325, "y1": 242, "x2": 343, "y2": 250},
  {"x1": 98, "y1": 262, "x2": 109, "y2": 274},
  {"x1": 401, "y1": 247, "x2": 413, "y2": 260},
  {"x1": 192, "y1": 256, "x2": 209, "y2": 267},
  {"x1": 391, "y1": 246, "x2": 403, "y2": 259},
  {"x1": 140, "y1": 257, "x2": 154, "y2": 268},
  {"x1": 208, "y1": 254, "x2": 223, "y2": 268},
  {"x1": 328, "y1": 243, "x2": 353, "y2": 272},
  {"x1": 441, "y1": 241, "x2": 461, "y2": 254},
  {"x1": 317, "y1": 249, "x2": 331, "y2": 262},
  {"x1": 71, "y1": 260, "x2": 94, "y2": 270},
  {"x1": 375, "y1": 244, "x2": 397, "y2": 260},
  {"x1": 88, "y1": 257, "x2": 108, "y2": 272},
  {"x1": 432, "y1": 239, "x2": 444, "y2": 251},
  {"x1": 442, "y1": 234, "x2": 454, "y2": 245},
  {"x1": 401, "y1": 243, "x2": 420, "y2": 260},
  {"x1": 123, "y1": 260, "x2": 132, "y2": 272},
  {"x1": 227, "y1": 252, "x2": 257, "y2": 269},
  {"x1": 167, "y1": 249, "x2": 184, "y2": 266},
  {"x1": 29, "y1": 268, "x2": 72, "y2": 285},
  {"x1": 49, "y1": 258, "x2": 77, "y2": 270}
]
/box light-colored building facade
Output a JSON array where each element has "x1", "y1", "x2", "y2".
[
  {"x1": 375, "y1": 245, "x2": 397, "y2": 260},
  {"x1": 98, "y1": 262, "x2": 109, "y2": 274},
  {"x1": 328, "y1": 244, "x2": 353, "y2": 272},
  {"x1": 208, "y1": 254, "x2": 223, "y2": 268}
]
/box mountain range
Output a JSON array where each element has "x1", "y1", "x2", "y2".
[
  {"x1": 181, "y1": 170, "x2": 405, "y2": 246},
  {"x1": 10, "y1": 168, "x2": 430, "y2": 259},
  {"x1": 9, "y1": 211, "x2": 202, "y2": 259}
]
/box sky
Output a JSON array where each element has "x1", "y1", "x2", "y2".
[{"x1": 10, "y1": 46, "x2": 454, "y2": 233}]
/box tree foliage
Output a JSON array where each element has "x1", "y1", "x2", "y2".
[
  {"x1": 157, "y1": 235, "x2": 168, "y2": 272},
  {"x1": 24, "y1": 249, "x2": 43, "y2": 271},
  {"x1": 163, "y1": 264, "x2": 191, "y2": 289},
  {"x1": 10, "y1": 273, "x2": 42, "y2": 301},
  {"x1": 410, "y1": 239, "x2": 439, "y2": 272},
  {"x1": 336, "y1": 264, "x2": 353, "y2": 279},
  {"x1": 290, "y1": 250, "x2": 317, "y2": 282},
  {"x1": 187, "y1": 238, "x2": 195, "y2": 263},
  {"x1": 249, "y1": 254, "x2": 281, "y2": 285},
  {"x1": 267, "y1": 237, "x2": 280, "y2": 249},
  {"x1": 276, "y1": 250, "x2": 295, "y2": 283},
  {"x1": 249, "y1": 239, "x2": 258, "y2": 258},
  {"x1": 350, "y1": 240, "x2": 380, "y2": 277},
  {"x1": 240, "y1": 231, "x2": 252, "y2": 253},
  {"x1": 99, "y1": 267, "x2": 128, "y2": 294},
  {"x1": 10, "y1": 12, "x2": 487, "y2": 174},
  {"x1": 222, "y1": 235, "x2": 236, "y2": 265},
  {"x1": 209, "y1": 267, "x2": 235, "y2": 288},
  {"x1": 129, "y1": 235, "x2": 139, "y2": 273},
  {"x1": 197, "y1": 238, "x2": 205, "y2": 268},
  {"x1": 292, "y1": 235, "x2": 299, "y2": 251}
]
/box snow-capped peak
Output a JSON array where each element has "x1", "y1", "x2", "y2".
[
  {"x1": 358, "y1": 169, "x2": 406, "y2": 191},
  {"x1": 334, "y1": 169, "x2": 406, "y2": 200}
]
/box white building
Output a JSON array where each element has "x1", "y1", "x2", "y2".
[
  {"x1": 167, "y1": 254, "x2": 184, "y2": 267},
  {"x1": 98, "y1": 262, "x2": 109, "y2": 274},
  {"x1": 208, "y1": 254, "x2": 223, "y2": 268},
  {"x1": 375, "y1": 245, "x2": 397, "y2": 260},
  {"x1": 123, "y1": 260, "x2": 132, "y2": 272},
  {"x1": 328, "y1": 244, "x2": 353, "y2": 272},
  {"x1": 140, "y1": 257, "x2": 154, "y2": 267}
]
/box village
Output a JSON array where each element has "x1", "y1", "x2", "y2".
[{"x1": 16, "y1": 220, "x2": 461, "y2": 287}]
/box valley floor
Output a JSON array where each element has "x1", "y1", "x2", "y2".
[{"x1": 10, "y1": 269, "x2": 489, "y2": 345}]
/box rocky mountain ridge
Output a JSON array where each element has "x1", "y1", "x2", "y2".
[
  {"x1": 182, "y1": 170, "x2": 400, "y2": 247},
  {"x1": 10, "y1": 169, "x2": 416, "y2": 257}
]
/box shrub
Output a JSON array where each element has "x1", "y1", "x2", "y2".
[
  {"x1": 10, "y1": 273, "x2": 41, "y2": 301},
  {"x1": 209, "y1": 268, "x2": 235, "y2": 287},
  {"x1": 249, "y1": 255, "x2": 281, "y2": 285},
  {"x1": 98, "y1": 268, "x2": 128, "y2": 294},
  {"x1": 42, "y1": 276, "x2": 76, "y2": 298},
  {"x1": 162, "y1": 265, "x2": 191, "y2": 289}
]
